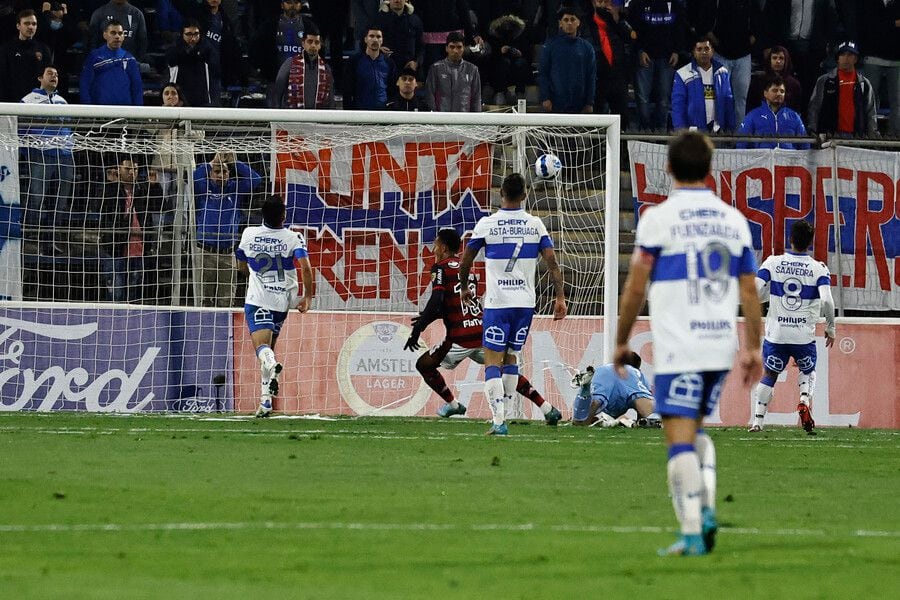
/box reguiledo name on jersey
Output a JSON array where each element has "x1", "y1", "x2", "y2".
[{"x1": 237, "y1": 226, "x2": 308, "y2": 312}]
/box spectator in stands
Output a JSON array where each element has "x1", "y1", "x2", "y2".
[
  {"x1": 630, "y1": 0, "x2": 684, "y2": 131},
  {"x1": 748, "y1": 46, "x2": 803, "y2": 114},
  {"x1": 80, "y1": 19, "x2": 143, "y2": 105},
  {"x1": 583, "y1": 0, "x2": 632, "y2": 129},
  {"x1": 417, "y1": 0, "x2": 481, "y2": 79},
  {"x1": 671, "y1": 35, "x2": 735, "y2": 132},
  {"x1": 386, "y1": 66, "x2": 429, "y2": 110},
  {"x1": 343, "y1": 26, "x2": 397, "y2": 110},
  {"x1": 166, "y1": 19, "x2": 220, "y2": 107},
  {"x1": 96, "y1": 155, "x2": 163, "y2": 303},
  {"x1": 271, "y1": 23, "x2": 335, "y2": 109},
  {"x1": 193, "y1": 152, "x2": 262, "y2": 307},
  {"x1": 351, "y1": 0, "x2": 381, "y2": 38},
  {"x1": 758, "y1": 0, "x2": 844, "y2": 110},
  {"x1": 306, "y1": 0, "x2": 350, "y2": 93},
  {"x1": 175, "y1": 0, "x2": 245, "y2": 108},
  {"x1": 20, "y1": 64, "x2": 72, "y2": 252},
  {"x1": 737, "y1": 76, "x2": 809, "y2": 149},
  {"x1": 425, "y1": 31, "x2": 481, "y2": 112},
  {"x1": 36, "y1": 3, "x2": 77, "y2": 95},
  {"x1": 89, "y1": 0, "x2": 147, "y2": 60},
  {"x1": 249, "y1": 0, "x2": 316, "y2": 86},
  {"x1": 807, "y1": 41, "x2": 878, "y2": 138},
  {"x1": 538, "y1": 5, "x2": 595, "y2": 114},
  {"x1": 686, "y1": 0, "x2": 761, "y2": 125},
  {"x1": 485, "y1": 14, "x2": 532, "y2": 106},
  {"x1": 855, "y1": 0, "x2": 900, "y2": 136},
  {"x1": 0, "y1": 9, "x2": 52, "y2": 103},
  {"x1": 374, "y1": 0, "x2": 423, "y2": 74}
]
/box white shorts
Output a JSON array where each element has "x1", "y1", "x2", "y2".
[{"x1": 431, "y1": 342, "x2": 484, "y2": 370}]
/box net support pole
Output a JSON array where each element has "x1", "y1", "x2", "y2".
[
  {"x1": 603, "y1": 119, "x2": 621, "y2": 362},
  {"x1": 830, "y1": 144, "x2": 845, "y2": 316}
]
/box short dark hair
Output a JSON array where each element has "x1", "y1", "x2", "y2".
[
  {"x1": 500, "y1": 173, "x2": 526, "y2": 202},
  {"x1": 790, "y1": 220, "x2": 814, "y2": 251},
  {"x1": 446, "y1": 31, "x2": 465, "y2": 45},
  {"x1": 625, "y1": 351, "x2": 642, "y2": 369},
  {"x1": 436, "y1": 228, "x2": 461, "y2": 253},
  {"x1": 668, "y1": 131, "x2": 713, "y2": 183},
  {"x1": 182, "y1": 19, "x2": 201, "y2": 31},
  {"x1": 693, "y1": 34, "x2": 714, "y2": 49},
  {"x1": 305, "y1": 23, "x2": 321, "y2": 37},
  {"x1": 18, "y1": 9, "x2": 36, "y2": 22},
  {"x1": 765, "y1": 75, "x2": 785, "y2": 90},
  {"x1": 262, "y1": 196, "x2": 286, "y2": 228},
  {"x1": 104, "y1": 19, "x2": 124, "y2": 32}
]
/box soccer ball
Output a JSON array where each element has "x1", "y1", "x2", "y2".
[{"x1": 534, "y1": 153, "x2": 562, "y2": 180}]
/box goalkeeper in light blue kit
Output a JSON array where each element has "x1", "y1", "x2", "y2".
[
  {"x1": 235, "y1": 196, "x2": 314, "y2": 417},
  {"x1": 571, "y1": 351, "x2": 658, "y2": 428}
]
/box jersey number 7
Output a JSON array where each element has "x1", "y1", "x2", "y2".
[{"x1": 503, "y1": 237, "x2": 524, "y2": 272}]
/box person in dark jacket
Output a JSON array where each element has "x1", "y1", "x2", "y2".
[
  {"x1": 249, "y1": 0, "x2": 316, "y2": 85},
  {"x1": 0, "y1": 9, "x2": 52, "y2": 102},
  {"x1": 166, "y1": 19, "x2": 220, "y2": 107},
  {"x1": 271, "y1": 25, "x2": 335, "y2": 109},
  {"x1": 373, "y1": 0, "x2": 423, "y2": 72},
  {"x1": 485, "y1": 14, "x2": 532, "y2": 105},
  {"x1": 386, "y1": 66, "x2": 430, "y2": 110},
  {"x1": 538, "y1": 5, "x2": 595, "y2": 114},
  {"x1": 748, "y1": 46, "x2": 803, "y2": 114},
  {"x1": 854, "y1": 0, "x2": 900, "y2": 135},
  {"x1": 807, "y1": 41, "x2": 878, "y2": 137},
  {"x1": 630, "y1": 0, "x2": 684, "y2": 131},
  {"x1": 36, "y1": 2, "x2": 78, "y2": 95},
  {"x1": 175, "y1": 0, "x2": 246, "y2": 102},
  {"x1": 582, "y1": 0, "x2": 632, "y2": 129},
  {"x1": 343, "y1": 26, "x2": 397, "y2": 110},
  {"x1": 417, "y1": 0, "x2": 481, "y2": 79},
  {"x1": 79, "y1": 19, "x2": 143, "y2": 105},
  {"x1": 89, "y1": 0, "x2": 148, "y2": 60}
]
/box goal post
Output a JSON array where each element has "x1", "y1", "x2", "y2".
[{"x1": 0, "y1": 103, "x2": 620, "y2": 415}]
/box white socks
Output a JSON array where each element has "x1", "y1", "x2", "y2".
[
  {"x1": 694, "y1": 431, "x2": 717, "y2": 511},
  {"x1": 484, "y1": 377, "x2": 505, "y2": 427},
  {"x1": 667, "y1": 446, "x2": 703, "y2": 536},
  {"x1": 799, "y1": 371, "x2": 816, "y2": 405},
  {"x1": 752, "y1": 382, "x2": 774, "y2": 426}
]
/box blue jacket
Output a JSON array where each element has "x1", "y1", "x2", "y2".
[
  {"x1": 737, "y1": 103, "x2": 809, "y2": 149},
  {"x1": 671, "y1": 59, "x2": 735, "y2": 131},
  {"x1": 538, "y1": 34, "x2": 596, "y2": 113},
  {"x1": 80, "y1": 45, "x2": 144, "y2": 106},
  {"x1": 194, "y1": 161, "x2": 262, "y2": 250}
]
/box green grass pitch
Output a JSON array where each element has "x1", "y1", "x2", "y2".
[{"x1": 0, "y1": 413, "x2": 897, "y2": 599}]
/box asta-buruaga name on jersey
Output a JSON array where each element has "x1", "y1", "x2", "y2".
[
  {"x1": 235, "y1": 225, "x2": 309, "y2": 313},
  {"x1": 757, "y1": 252, "x2": 830, "y2": 345},
  {"x1": 467, "y1": 209, "x2": 553, "y2": 309}
]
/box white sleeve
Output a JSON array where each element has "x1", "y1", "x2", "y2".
[{"x1": 819, "y1": 284, "x2": 836, "y2": 337}]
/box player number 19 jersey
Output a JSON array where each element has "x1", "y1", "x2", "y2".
[
  {"x1": 466, "y1": 208, "x2": 553, "y2": 309},
  {"x1": 236, "y1": 225, "x2": 309, "y2": 312}
]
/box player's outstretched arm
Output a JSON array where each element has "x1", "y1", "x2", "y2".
[
  {"x1": 540, "y1": 247, "x2": 567, "y2": 320},
  {"x1": 297, "y1": 257, "x2": 314, "y2": 313},
  {"x1": 613, "y1": 250, "x2": 652, "y2": 376},
  {"x1": 738, "y1": 273, "x2": 763, "y2": 387},
  {"x1": 404, "y1": 289, "x2": 443, "y2": 351}
]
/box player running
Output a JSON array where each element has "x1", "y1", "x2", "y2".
[
  {"x1": 614, "y1": 131, "x2": 762, "y2": 556},
  {"x1": 235, "y1": 196, "x2": 314, "y2": 417},
  {"x1": 403, "y1": 228, "x2": 563, "y2": 425},
  {"x1": 571, "y1": 351, "x2": 658, "y2": 427},
  {"x1": 749, "y1": 220, "x2": 836, "y2": 434},
  {"x1": 459, "y1": 173, "x2": 567, "y2": 436}
]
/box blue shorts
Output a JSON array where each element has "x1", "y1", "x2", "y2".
[
  {"x1": 244, "y1": 304, "x2": 288, "y2": 335},
  {"x1": 763, "y1": 340, "x2": 816, "y2": 374},
  {"x1": 481, "y1": 307, "x2": 534, "y2": 352},
  {"x1": 654, "y1": 370, "x2": 728, "y2": 419}
]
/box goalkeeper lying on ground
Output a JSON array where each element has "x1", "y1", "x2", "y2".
[{"x1": 571, "y1": 351, "x2": 660, "y2": 427}]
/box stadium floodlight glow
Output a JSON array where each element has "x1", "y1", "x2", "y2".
[{"x1": 0, "y1": 102, "x2": 620, "y2": 414}]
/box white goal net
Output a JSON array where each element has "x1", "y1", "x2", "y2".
[{"x1": 0, "y1": 105, "x2": 619, "y2": 417}]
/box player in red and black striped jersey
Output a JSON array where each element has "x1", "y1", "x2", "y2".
[{"x1": 403, "y1": 228, "x2": 562, "y2": 424}]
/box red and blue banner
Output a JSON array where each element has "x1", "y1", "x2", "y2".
[{"x1": 628, "y1": 141, "x2": 899, "y2": 311}]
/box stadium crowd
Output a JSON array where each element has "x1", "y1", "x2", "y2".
[
  {"x1": 0, "y1": 0, "x2": 895, "y2": 135},
  {"x1": 4, "y1": 0, "x2": 899, "y2": 307}
]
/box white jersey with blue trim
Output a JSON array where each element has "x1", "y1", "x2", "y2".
[
  {"x1": 757, "y1": 252, "x2": 830, "y2": 344},
  {"x1": 466, "y1": 207, "x2": 553, "y2": 309},
  {"x1": 236, "y1": 225, "x2": 309, "y2": 312},
  {"x1": 636, "y1": 188, "x2": 757, "y2": 374}
]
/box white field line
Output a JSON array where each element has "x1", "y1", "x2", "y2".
[
  {"x1": 0, "y1": 425, "x2": 895, "y2": 449},
  {"x1": 0, "y1": 520, "x2": 897, "y2": 538}
]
